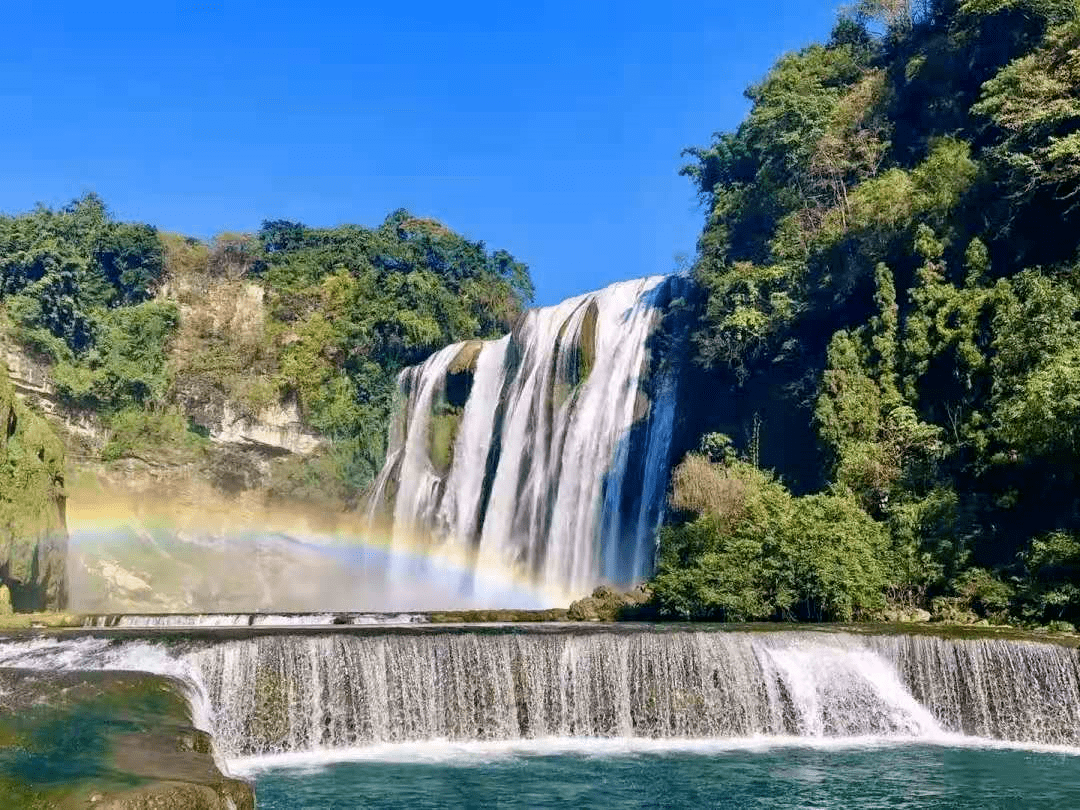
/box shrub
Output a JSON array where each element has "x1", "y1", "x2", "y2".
[
  {"x1": 102, "y1": 408, "x2": 206, "y2": 462},
  {"x1": 653, "y1": 456, "x2": 889, "y2": 621}
]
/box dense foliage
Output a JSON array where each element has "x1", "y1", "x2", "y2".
[
  {"x1": 656, "y1": 0, "x2": 1080, "y2": 625},
  {"x1": 0, "y1": 196, "x2": 532, "y2": 502},
  {"x1": 247, "y1": 213, "x2": 532, "y2": 500}
]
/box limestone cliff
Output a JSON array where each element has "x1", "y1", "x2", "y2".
[{"x1": 0, "y1": 363, "x2": 68, "y2": 611}]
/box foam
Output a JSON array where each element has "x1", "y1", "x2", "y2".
[{"x1": 226, "y1": 734, "x2": 1080, "y2": 775}]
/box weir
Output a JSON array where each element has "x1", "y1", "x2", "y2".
[
  {"x1": 367, "y1": 276, "x2": 689, "y2": 598},
  {"x1": 2, "y1": 628, "x2": 1079, "y2": 762}
]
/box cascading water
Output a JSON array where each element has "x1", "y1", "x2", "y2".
[
  {"x1": 3, "y1": 629, "x2": 1080, "y2": 762},
  {"x1": 367, "y1": 276, "x2": 688, "y2": 600},
  {"x1": 81, "y1": 612, "x2": 427, "y2": 628}
]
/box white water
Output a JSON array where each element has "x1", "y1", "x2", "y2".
[
  {"x1": 82, "y1": 613, "x2": 427, "y2": 627},
  {"x1": 227, "y1": 733, "x2": 1080, "y2": 775},
  {"x1": 367, "y1": 276, "x2": 685, "y2": 599},
  {"x1": 2, "y1": 630, "x2": 1079, "y2": 763}
]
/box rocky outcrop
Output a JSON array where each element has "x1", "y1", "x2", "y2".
[
  {"x1": 550, "y1": 300, "x2": 600, "y2": 412},
  {"x1": 5, "y1": 326, "x2": 322, "y2": 464},
  {"x1": 0, "y1": 364, "x2": 68, "y2": 611},
  {"x1": 176, "y1": 381, "x2": 323, "y2": 457},
  {"x1": 0, "y1": 668, "x2": 254, "y2": 809},
  {"x1": 567, "y1": 585, "x2": 652, "y2": 621},
  {"x1": 2, "y1": 345, "x2": 106, "y2": 455}
]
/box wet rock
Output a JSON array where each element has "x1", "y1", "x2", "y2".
[
  {"x1": 578, "y1": 301, "x2": 598, "y2": 381},
  {"x1": 448, "y1": 340, "x2": 484, "y2": 376},
  {"x1": 0, "y1": 362, "x2": 68, "y2": 611}
]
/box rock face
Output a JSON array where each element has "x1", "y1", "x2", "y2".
[
  {"x1": 2, "y1": 344, "x2": 106, "y2": 455},
  {"x1": 0, "y1": 363, "x2": 68, "y2": 611},
  {"x1": 4, "y1": 330, "x2": 322, "y2": 476},
  {"x1": 0, "y1": 668, "x2": 254, "y2": 809},
  {"x1": 177, "y1": 382, "x2": 323, "y2": 457}
]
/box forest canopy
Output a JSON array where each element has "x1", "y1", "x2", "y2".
[
  {"x1": 656, "y1": 0, "x2": 1080, "y2": 626},
  {"x1": 0, "y1": 194, "x2": 533, "y2": 502}
]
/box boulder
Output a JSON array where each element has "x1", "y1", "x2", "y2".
[
  {"x1": 568, "y1": 585, "x2": 652, "y2": 622},
  {"x1": 881, "y1": 606, "x2": 932, "y2": 623}
]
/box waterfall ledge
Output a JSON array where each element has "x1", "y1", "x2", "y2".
[{"x1": 1, "y1": 624, "x2": 1079, "y2": 765}]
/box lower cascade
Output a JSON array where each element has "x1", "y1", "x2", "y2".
[
  {"x1": 3, "y1": 629, "x2": 1080, "y2": 760},
  {"x1": 367, "y1": 276, "x2": 689, "y2": 599}
]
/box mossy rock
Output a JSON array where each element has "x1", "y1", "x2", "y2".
[
  {"x1": 0, "y1": 669, "x2": 253, "y2": 809},
  {"x1": 550, "y1": 301, "x2": 600, "y2": 412},
  {"x1": 0, "y1": 363, "x2": 68, "y2": 611},
  {"x1": 428, "y1": 408, "x2": 463, "y2": 475},
  {"x1": 578, "y1": 301, "x2": 598, "y2": 381},
  {"x1": 447, "y1": 340, "x2": 484, "y2": 376},
  {"x1": 445, "y1": 341, "x2": 482, "y2": 410},
  {"x1": 567, "y1": 585, "x2": 653, "y2": 621}
]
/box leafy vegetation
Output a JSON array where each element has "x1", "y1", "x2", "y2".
[
  {"x1": 0, "y1": 365, "x2": 67, "y2": 610},
  {"x1": 0, "y1": 196, "x2": 532, "y2": 503},
  {"x1": 660, "y1": 0, "x2": 1080, "y2": 626}
]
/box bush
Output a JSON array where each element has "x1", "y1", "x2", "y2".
[
  {"x1": 1015, "y1": 531, "x2": 1080, "y2": 625},
  {"x1": 653, "y1": 456, "x2": 889, "y2": 621},
  {"x1": 102, "y1": 408, "x2": 206, "y2": 462},
  {"x1": 53, "y1": 302, "x2": 179, "y2": 411}
]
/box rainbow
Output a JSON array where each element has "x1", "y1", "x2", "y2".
[{"x1": 65, "y1": 475, "x2": 574, "y2": 614}]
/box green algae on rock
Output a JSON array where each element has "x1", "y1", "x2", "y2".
[
  {"x1": 0, "y1": 668, "x2": 253, "y2": 809},
  {"x1": 0, "y1": 363, "x2": 68, "y2": 611}
]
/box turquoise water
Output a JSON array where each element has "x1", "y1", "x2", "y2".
[{"x1": 248, "y1": 742, "x2": 1080, "y2": 809}]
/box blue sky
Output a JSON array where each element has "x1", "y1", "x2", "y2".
[{"x1": 2, "y1": 0, "x2": 841, "y2": 306}]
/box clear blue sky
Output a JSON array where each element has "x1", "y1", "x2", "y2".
[{"x1": 2, "y1": 0, "x2": 841, "y2": 306}]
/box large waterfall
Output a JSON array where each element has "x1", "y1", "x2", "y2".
[
  {"x1": 3, "y1": 629, "x2": 1080, "y2": 761},
  {"x1": 367, "y1": 276, "x2": 688, "y2": 599}
]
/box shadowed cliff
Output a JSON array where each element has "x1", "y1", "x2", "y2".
[{"x1": 0, "y1": 363, "x2": 67, "y2": 611}]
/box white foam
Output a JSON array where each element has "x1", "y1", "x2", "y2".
[
  {"x1": 226, "y1": 733, "x2": 1080, "y2": 775},
  {"x1": 79, "y1": 612, "x2": 429, "y2": 628}
]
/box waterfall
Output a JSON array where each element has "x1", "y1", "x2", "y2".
[
  {"x1": 366, "y1": 276, "x2": 687, "y2": 599},
  {"x1": 3, "y1": 629, "x2": 1080, "y2": 760}
]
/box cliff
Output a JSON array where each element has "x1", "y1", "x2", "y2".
[{"x1": 0, "y1": 363, "x2": 68, "y2": 611}]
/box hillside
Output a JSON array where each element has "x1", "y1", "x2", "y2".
[
  {"x1": 655, "y1": 0, "x2": 1080, "y2": 626},
  {"x1": 0, "y1": 197, "x2": 532, "y2": 505},
  {"x1": 0, "y1": 198, "x2": 534, "y2": 611}
]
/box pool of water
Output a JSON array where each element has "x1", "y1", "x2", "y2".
[{"x1": 243, "y1": 740, "x2": 1080, "y2": 809}]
